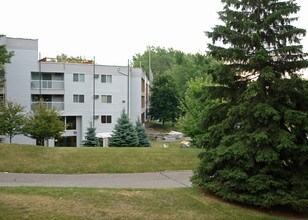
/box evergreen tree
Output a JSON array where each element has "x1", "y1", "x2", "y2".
[
  {"x1": 193, "y1": 0, "x2": 308, "y2": 212},
  {"x1": 149, "y1": 73, "x2": 180, "y2": 125},
  {"x1": 83, "y1": 127, "x2": 100, "y2": 147},
  {"x1": 109, "y1": 111, "x2": 139, "y2": 147},
  {"x1": 135, "y1": 119, "x2": 150, "y2": 147}
]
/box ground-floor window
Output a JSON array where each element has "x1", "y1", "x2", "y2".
[
  {"x1": 55, "y1": 136, "x2": 77, "y2": 147},
  {"x1": 66, "y1": 116, "x2": 77, "y2": 130},
  {"x1": 141, "y1": 112, "x2": 145, "y2": 124}
]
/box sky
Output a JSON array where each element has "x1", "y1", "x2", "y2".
[{"x1": 1, "y1": 0, "x2": 308, "y2": 66}]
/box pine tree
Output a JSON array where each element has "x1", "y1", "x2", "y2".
[
  {"x1": 83, "y1": 127, "x2": 100, "y2": 147},
  {"x1": 193, "y1": 0, "x2": 308, "y2": 212},
  {"x1": 135, "y1": 119, "x2": 150, "y2": 147},
  {"x1": 108, "y1": 111, "x2": 139, "y2": 147}
]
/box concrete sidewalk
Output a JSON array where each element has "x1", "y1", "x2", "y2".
[{"x1": 0, "y1": 170, "x2": 193, "y2": 188}]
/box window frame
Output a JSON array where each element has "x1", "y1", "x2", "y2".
[
  {"x1": 101, "y1": 115, "x2": 112, "y2": 124},
  {"x1": 73, "y1": 94, "x2": 85, "y2": 103},
  {"x1": 101, "y1": 95, "x2": 112, "y2": 103},
  {"x1": 73, "y1": 73, "x2": 85, "y2": 82},
  {"x1": 101, "y1": 74, "x2": 112, "y2": 83}
]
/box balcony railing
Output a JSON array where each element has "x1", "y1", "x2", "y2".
[
  {"x1": 31, "y1": 102, "x2": 64, "y2": 111},
  {"x1": 31, "y1": 80, "x2": 64, "y2": 90}
]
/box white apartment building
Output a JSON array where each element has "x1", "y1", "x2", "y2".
[{"x1": 0, "y1": 36, "x2": 151, "y2": 147}]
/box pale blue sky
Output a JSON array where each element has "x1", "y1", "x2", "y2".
[{"x1": 1, "y1": 0, "x2": 308, "y2": 66}]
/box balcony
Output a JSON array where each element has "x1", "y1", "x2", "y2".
[
  {"x1": 31, "y1": 102, "x2": 64, "y2": 111},
  {"x1": 31, "y1": 80, "x2": 64, "y2": 90}
]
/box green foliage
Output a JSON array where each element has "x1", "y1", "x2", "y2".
[
  {"x1": 0, "y1": 100, "x2": 25, "y2": 143},
  {"x1": 132, "y1": 47, "x2": 217, "y2": 98},
  {"x1": 23, "y1": 100, "x2": 65, "y2": 146},
  {"x1": 132, "y1": 46, "x2": 180, "y2": 77},
  {"x1": 0, "y1": 35, "x2": 14, "y2": 88},
  {"x1": 168, "y1": 54, "x2": 218, "y2": 98},
  {"x1": 109, "y1": 111, "x2": 139, "y2": 147},
  {"x1": 178, "y1": 77, "x2": 221, "y2": 147},
  {"x1": 193, "y1": 0, "x2": 308, "y2": 212},
  {"x1": 149, "y1": 73, "x2": 180, "y2": 125},
  {"x1": 135, "y1": 119, "x2": 150, "y2": 147},
  {"x1": 56, "y1": 53, "x2": 90, "y2": 63},
  {"x1": 83, "y1": 127, "x2": 100, "y2": 147}
]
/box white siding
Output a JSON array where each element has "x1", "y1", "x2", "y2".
[
  {"x1": 2, "y1": 37, "x2": 150, "y2": 146},
  {"x1": 2, "y1": 37, "x2": 38, "y2": 145}
]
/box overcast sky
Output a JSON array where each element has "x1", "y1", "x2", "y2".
[{"x1": 1, "y1": 0, "x2": 308, "y2": 66}]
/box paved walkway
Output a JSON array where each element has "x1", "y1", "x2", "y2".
[{"x1": 0, "y1": 170, "x2": 193, "y2": 188}]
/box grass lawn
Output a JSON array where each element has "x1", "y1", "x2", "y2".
[
  {"x1": 0, "y1": 142, "x2": 202, "y2": 174},
  {"x1": 0, "y1": 187, "x2": 289, "y2": 220},
  {"x1": 0, "y1": 142, "x2": 303, "y2": 219}
]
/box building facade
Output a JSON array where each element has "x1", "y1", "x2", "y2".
[{"x1": 0, "y1": 36, "x2": 151, "y2": 146}]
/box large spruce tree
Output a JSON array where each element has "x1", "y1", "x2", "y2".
[{"x1": 193, "y1": 0, "x2": 308, "y2": 212}]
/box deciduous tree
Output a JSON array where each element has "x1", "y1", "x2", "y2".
[
  {"x1": 24, "y1": 100, "x2": 65, "y2": 146},
  {"x1": 0, "y1": 35, "x2": 13, "y2": 89},
  {"x1": 149, "y1": 73, "x2": 180, "y2": 125},
  {"x1": 178, "y1": 77, "x2": 219, "y2": 147},
  {"x1": 132, "y1": 46, "x2": 179, "y2": 77},
  {"x1": 168, "y1": 54, "x2": 217, "y2": 98},
  {"x1": 0, "y1": 100, "x2": 25, "y2": 143}
]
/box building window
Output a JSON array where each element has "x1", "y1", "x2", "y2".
[
  {"x1": 101, "y1": 95, "x2": 112, "y2": 103},
  {"x1": 141, "y1": 78, "x2": 145, "y2": 93},
  {"x1": 101, "y1": 75, "x2": 112, "y2": 83},
  {"x1": 101, "y1": 115, "x2": 112, "y2": 124},
  {"x1": 66, "y1": 116, "x2": 77, "y2": 130},
  {"x1": 73, "y1": 73, "x2": 85, "y2": 82},
  {"x1": 141, "y1": 95, "x2": 145, "y2": 108},
  {"x1": 73, "y1": 94, "x2": 84, "y2": 103}
]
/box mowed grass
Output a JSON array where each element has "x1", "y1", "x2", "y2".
[
  {"x1": 0, "y1": 142, "x2": 202, "y2": 174},
  {"x1": 0, "y1": 187, "x2": 285, "y2": 220}
]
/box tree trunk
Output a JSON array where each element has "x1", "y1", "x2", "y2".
[{"x1": 36, "y1": 139, "x2": 44, "y2": 146}]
